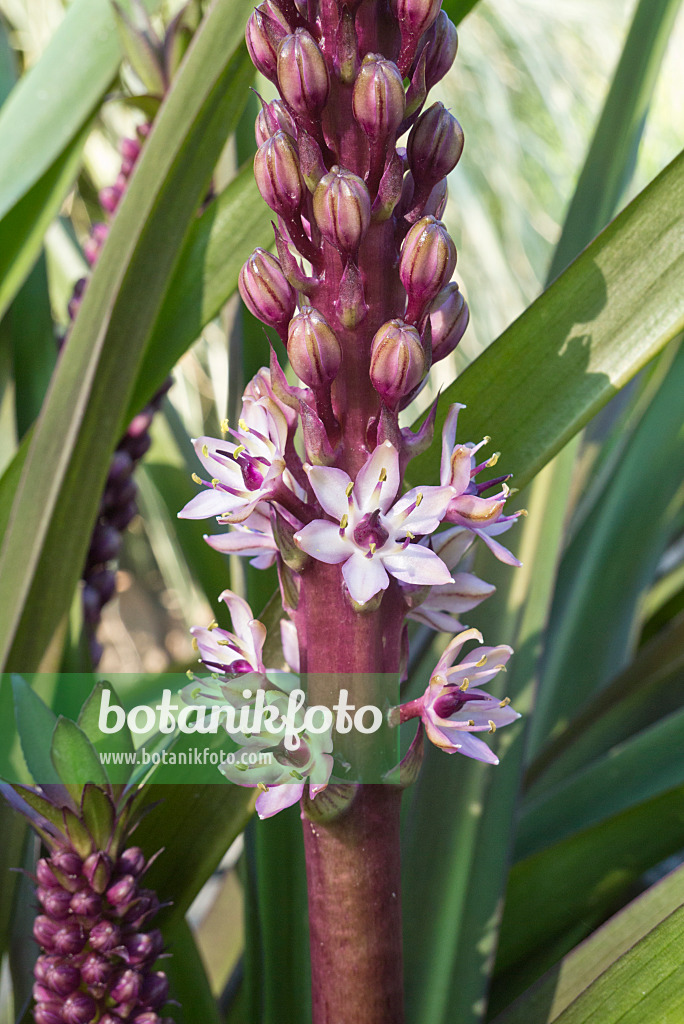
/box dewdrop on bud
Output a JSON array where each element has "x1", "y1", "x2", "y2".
[
  {"x1": 400, "y1": 216, "x2": 456, "y2": 316},
  {"x1": 255, "y1": 98, "x2": 296, "y2": 146},
  {"x1": 370, "y1": 319, "x2": 426, "y2": 407},
  {"x1": 313, "y1": 167, "x2": 371, "y2": 254},
  {"x1": 246, "y1": 6, "x2": 287, "y2": 81},
  {"x1": 352, "y1": 55, "x2": 406, "y2": 142},
  {"x1": 254, "y1": 131, "x2": 305, "y2": 216},
  {"x1": 287, "y1": 307, "x2": 342, "y2": 387},
  {"x1": 428, "y1": 284, "x2": 469, "y2": 361},
  {"x1": 277, "y1": 30, "x2": 330, "y2": 116},
  {"x1": 407, "y1": 102, "x2": 464, "y2": 187},
  {"x1": 239, "y1": 249, "x2": 296, "y2": 332}
]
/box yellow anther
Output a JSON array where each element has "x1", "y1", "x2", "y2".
[
  {"x1": 406, "y1": 530, "x2": 415, "y2": 541},
  {"x1": 257, "y1": 782, "x2": 269, "y2": 793},
  {"x1": 239, "y1": 418, "x2": 249, "y2": 431},
  {"x1": 211, "y1": 478, "x2": 219, "y2": 487},
  {"x1": 475, "y1": 655, "x2": 488, "y2": 667},
  {"x1": 483, "y1": 435, "x2": 491, "y2": 445},
  {"x1": 217, "y1": 639, "x2": 231, "y2": 646},
  {"x1": 339, "y1": 514, "x2": 349, "y2": 530},
  {"x1": 379, "y1": 467, "x2": 387, "y2": 482},
  {"x1": 468, "y1": 719, "x2": 475, "y2": 727},
  {"x1": 220, "y1": 419, "x2": 230, "y2": 435},
  {"x1": 518, "y1": 508, "x2": 529, "y2": 517},
  {"x1": 207, "y1": 621, "x2": 219, "y2": 631},
  {"x1": 191, "y1": 637, "x2": 199, "y2": 652},
  {"x1": 502, "y1": 482, "x2": 510, "y2": 497},
  {"x1": 233, "y1": 445, "x2": 246, "y2": 459},
  {"x1": 415, "y1": 492, "x2": 423, "y2": 506},
  {"x1": 459, "y1": 678, "x2": 469, "y2": 691},
  {"x1": 192, "y1": 473, "x2": 202, "y2": 485},
  {"x1": 486, "y1": 452, "x2": 500, "y2": 467},
  {"x1": 186, "y1": 670, "x2": 194, "y2": 680},
  {"x1": 488, "y1": 720, "x2": 497, "y2": 733},
  {"x1": 499, "y1": 697, "x2": 511, "y2": 707},
  {"x1": 345, "y1": 482, "x2": 354, "y2": 498},
  {"x1": 495, "y1": 664, "x2": 507, "y2": 673},
  {"x1": 202, "y1": 444, "x2": 209, "y2": 457},
  {"x1": 369, "y1": 542, "x2": 377, "y2": 555}
]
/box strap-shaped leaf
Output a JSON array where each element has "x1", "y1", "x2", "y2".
[
  {"x1": 0, "y1": 0, "x2": 255, "y2": 673},
  {"x1": 11, "y1": 674, "x2": 60, "y2": 786}
]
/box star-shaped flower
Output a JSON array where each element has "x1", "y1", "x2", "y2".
[
  {"x1": 189, "y1": 590, "x2": 267, "y2": 680},
  {"x1": 294, "y1": 441, "x2": 455, "y2": 605},
  {"x1": 204, "y1": 504, "x2": 278, "y2": 569},
  {"x1": 404, "y1": 527, "x2": 496, "y2": 632}
]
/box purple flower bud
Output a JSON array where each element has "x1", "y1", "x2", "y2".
[
  {"x1": 34, "y1": 983, "x2": 59, "y2": 1004},
  {"x1": 89, "y1": 920, "x2": 121, "y2": 953},
  {"x1": 313, "y1": 167, "x2": 371, "y2": 254},
  {"x1": 370, "y1": 319, "x2": 426, "y2": 406},
  {"x1": 255, "y1": 98, "x2": 297, "y2": 146},
  {"x1": 70, "y1": 887, "x2": 102, "y2": 918},
  {"x1": 239, "y1": 249, "x2": 296, "y2": 333},
  {"x1": 37, "y1": 886, "x2": 72, "y2": 919},
  {"x1": 123, "y1": 889, "x2": 160, "y2": 928},
  {"x1": 121, "y1": 430, "x2": 151, "y2": 461},
  {"x1": 84, "y1": 222, "x2": 109, "y2": 266},
  {"x1": 407, "y1": 102, "x2": 464, "y2": 187},
  {"x1": 246, "y1": 6, "x2": 287, "y2": 81},
  {"x1": 400, "y1": 216, "x2": 456, "y2": 319},
  {"x1": 277, "y1": 30, "x2": 330, "y2": 116},
  {"x1": 287, "y1": 307, "x2": 342, "y2": 387},
  {"x1": 35, "y1": 955, "x2": 56, "y2": 982},
  {"x1": 106, "y1": 874, "x2": 137, "y2": 908},
  {"x1": 62, "y1": 991, "x2": 98, "y2": 1024},
  {"x1": 36, "y1": 859, "x2": 59, "y2": 888},
  {"x1": 352, "y1": 55, "x2": 405, "y2": 142},
  {"x1": 33, "y1": 915, "x2": 59, "y2": 951},
  {"x1": 428, "y1": 284, "x2": 469, "y2": 361},
  {"x1": 68, "y1": 277, "x2": 87, "y2": 321},
  {"x1": 423, "y1": 177, "x2": 448, "y2": 220},
  {"x1": 84, "y1": 568, "x2": 116, "y2": 606},
  {"x1": 82, "y1": 584, "x2": 102, "y2": 624},
  {"x1": 53, "y1": 920, "x2": 86, "y2": 956},
  {"x1": 51, "y1": 851, "x2": 83, "y2": 878},
  {"x1": 34, "y1": 1003, "x2": 63, "y2": 1024},
  {"x1": 254, "y1": 131, "x2": 304, "y2": 216},
  {"x1": 45, "y1": 962, "x2": 81, "y2": 997},
  {"x1": 80, "y1": 953, "x2": 114, "y2": 990},
  {"x1": 107, "y1": 450, "x2": 134, "y2": 485},
  {"x1": 83, "y1": 851, "x2": 112, "y2": 894},
  {"x1": 100, "y1": 185, "x2": 123, "y2": 215},
  {"x1": 123, "y1": 929, "x2": 163, "y2": 965},
  {"x1": 121, "y1": 136, "x2": 142, "y2": 164},
  {"x1": 89, "y1": 523, "x2": 122, "y2": 564},
  {"x1": 111, "y1": 968, "x2": 143, "y2": 1004},
  {"x1": 117, "y1": 847, "x2": 146, "y2": 877},
  {"x1": 99, "y1": 1016, "x2": 125, "y2": 1024},
  {"x1": 391, "y1": 0, "x2": 442, "y2": 71},
  {"x1": 420, "y1": 11, "x2": 458, "y2": 91},
  {"x1": 141, "y1": 972, "x2": 169, "y2": 1010},
  {"x1": 131, "y1": 1015, "x2": 161, "y2": 1024}
]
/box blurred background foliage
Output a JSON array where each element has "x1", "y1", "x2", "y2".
[{"x1": 0, "y1": 0, "x2": 683, "y2": 1021}]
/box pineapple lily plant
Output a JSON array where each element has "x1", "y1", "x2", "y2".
[{"x1": 0, "y1": 0, "x2": 683, "y2": 1021}]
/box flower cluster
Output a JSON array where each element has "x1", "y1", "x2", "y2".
[{"x1": 178, "y1": 0, "x2": 525, "y2": 807}]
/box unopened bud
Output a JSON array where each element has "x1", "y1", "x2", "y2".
[
  {"x1": 391, "y1": 0, "x2": 442, "y2": 71},
  {"x1": 246, "y1": 6, "x2": 287, "y2": 81},
  {"x1": 313, "y1": 167, "x2": 371, "y2": 253},
  {"x1": 400, "y1": 216, "x2": 456, "y2": 317},
  {"x1": 287, "y1": 307, "x2": 342, "y2": 386},
  {"x1": 254, "y1": 131, "x2": 304, "y2": 216},
  {"x1": 428, "y1": 284, "x2": 469, "y2": 361},
  {"x1": 421, "y1": 11, "x2": 458, "y2": 90},
  {"x1": 62, "y1": 991, "x2": 98, "y2": 1024},
  {"x1": 83, "y1": 850, "x2": 112, "y2": 894},
  {"x1": 70, "y1": 887, "x2": 103, "y2": 918},
  {"x1": 277, "y1": 30, "x2": 329, "y2": 116},
  {"x1": 124, "y1": 929, "x2": 164, "y2": 964},
  {"x1": 352, "y1": 55, "x2": 405, "y2": 142},
  {"x1": 407, "y1": 102, "x2": 464, "y2": 187},
  {"x1": 80, "y1": 953, "x2": 114, "y2": 989},
  {"x1": 46, "y1": 963, "x2": 81, "y2": 997},
  {"x1": 106, "y1": 873, "x2": 137, "y2": 907},
  {"x1": 111, "y1": 969, "x2": 143, "y2": 1004},
  {"x1": 36, "y1": 859, "x2": 59, "y2": 888},
  {"x1": 54, "y1": 920, "x2": 86, "y2": 955},
  {"x1": 239, "y1": 249, "x2": 296, "y2": 332},
  {"x1": 255, "y1": 98, "x2": 296, "y2": 146},
  {"x1": 38, "y1": 887, "x2": 72, "y2": 919},
  {"x1": 423, "y1": 177, "x2": 448, "y2": 219},
  {"x1": 141, "y1": 972, "x2": 170, "y2": 1010},
  {"x1": 370, "y1": 319, "x2": 426, "y2": 406},
  {"x1": 89, "y1": 920, "x2": 121, "y2": 953},
  {"x1": 117, "y1": 847, "x2": 146, "y2": 877}
]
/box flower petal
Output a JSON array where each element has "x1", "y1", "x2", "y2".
[
  {"x1": 447, "y1": 494, "x2": 506, "y2": 527},
  {"x1": 342, "y1": 551, "x2": 389, "y2": 604},
  {"x1": 306, "y1": 465, "x2": 352, "y2": 520},
  {"x1": 440, "y1": 403, "x2": 466, "y2": 482},
  {"x1": 382, "y1": 545, "x2": 453, "y2": 587},
  {"x1": 295, "y1": 520, "x2": 353, "y2": 563},
  {"x1": 178, "y1": 488, "x2": 235, "y2": 520},
  {"x1": 354, "y1": 441, "x2": 400, "y2": 513},
  {"x1": 255, "y1": 784, "x2": 304, "y2": 818},
  {"x1": 390, "y1": 485, "x2": 454, "y2": 535},
  {"x1": 474, "y1": 527, "x2": 522, "y2": 567},
  {"x1": 454, "y1": 732, "x2": 500, "y2": 764}
]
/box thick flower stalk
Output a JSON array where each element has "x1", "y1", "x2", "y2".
[
  {"x1": 1, "y1": 783, "x2": 171, "y2": 1024},
  {"x1": 179, "y1": 0, "x2": 526, "y2": 1020}
]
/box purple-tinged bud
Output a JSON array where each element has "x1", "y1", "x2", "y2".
[
  {"x1": 117, "y1": 847, "x2": 146, "y2": 877},
  {"x1": 45, "y1": 962, "x2": 80, "y2": 997},
  {"x1": 107, "y1": 450, "x2": 134, "y2": 485},
  {"x1": 391, "y1": 0, "x2": 442, "y2": 72},
  {"x1": 239, "y1": 249, "x2": 296, "y2": 334},
  {"x1": 246, "y1": 6, "x2": 286, "y2": 81},
  {"x1": 131, "y1": 1015, "x2": 161, "y2": 1024},
  {"x1": 85, "y1": 568, "x2": 116, "y2": 606},
  {"x1": 334, "y1": 258, "x2": 368, "y2": 328},
  {"x1": 100, "y1": 185, "x2": 123, "y2": 215},
  {"x1": 141, "y1": 972, "x2": 169, "y2": 1010},
  {"x1": 51, "y1": 851, "x2": 83, "y2": 878},
  {"x1": 99, "y1": 1016, "x2": 125, "y2": 1024},
  {"x1": 123, "y1": 888, "x2": 159, "y2": 926},
  {"x1": 423, "y1": 177, "x2": 448, "y2": 219},
  {"x1": 84, "y1": 223, "x2": 109, "y2": 266},
  {"x1": 422, "y1": 11, "x2": 458, "y2": 91},
  {"x1": 123, "y1": 929, "x2": 164, "y2": 965},
  {"x1": 287, "y1": 307, "x2": 342, "y2": 387},
  {"x1": 111, "y1": 968, "x2": 143, "y2": 1004},
  {"x1": 297, "y1": 131, "x2": 327, "y2": 192},
  {"x1": 370, "y1": 319, "x2": 426, "y2": 406},
  {"x1": 89, "y1": 523, "x2": 122, "y2": 563},
  {"x1": 121, "y1": 136, "x2": 142, "y2": 164},
  {"x1": 33, "y1": 983, "x2": 59, "y2": 1004},
  {"x1": 62, "y1": 991, "x2": 98, "y2": 1024},
  {"x1": 34, "y1": 1003, "x2": 63, "y2": 1024},
  {"x1": 254, "y1": 131, "x2": 304, "y2": 216},
  {"x1": 37, "y1": 886, "x2": 72, "y2": 919},
  {"x1": 89, "y1": 920, "x2": 121, "y2": 953},
  {"x1": 313, "y1": 167, "x2": 370, "y2": 254},
  {"x1": 400, "y1": 216, "x2": 456, "y2": 319},
  {"x1": 70, "y1": 887, "x2": 102, "y2": 918},
  {"x1": 428, "y1": 284, "x2": 469, "y2": 361},
  {"x1": 106, "y1": 873, "x2": 137, "y2": 908},
  {"x1": 255, "y1": 98, "x2": 297, "y2": 146},
  {"x1": 81, "y1": 953, "x2": 114, "y2": 990},
  {"x1": 83, "y1": 850, "x2": 112, "y2": 893},
  {"x1": 277, "y1": 30, "x2": 329, "y2": 116},
  {"x1": 54, "y1": 920, "x2": 86, "y2": 956},
  {"x1": 35, "y1": 956, "x2": 56, "y2": 982},
  {"x1": 33, "y1": 915, "x2": 59, "y2": 951},
  {"x1": 352, "y1": 55, "x2": 405, "y2": 142},
  {"x1": 407, "y1": 102, "x2": 464, "y2": 187},
  {"x1": 36, "y1": 858, "x2": 59, "y2": 888}
]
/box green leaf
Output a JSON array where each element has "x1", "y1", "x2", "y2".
[
  {"x1": 77, "y1": 681, "x2": 135, "y2": 785},
  {"x1": 50, "y1": 716, "x2": 109, "y2": 801},
  {"x1": 6, "y1": 254, "x2": 57, "y2": 438},
  {"x1": 11, "y1": 675, "x2": 60, "y2": 786},
  {"x1": 409, "y1": 149, "x2": 684, "y2": 493},
  {"x1": 126, "y1": 162, "x2": 271, "y2": 420},
  {"x1": 80, "y1": 784, "x2": 116, "y2": 848},
  {"x1": 0, "y1": 0, "x2": 256, "y2": 673},
  {"x1": 442, "y1": 0, "x2": 479, "y2": 24},
  {"x1": 491, "y1": 863, "x2": 684, "y2": 1024},
  {"x1": 162, "y1": 916, "x2": 223, "y2": 1024}
]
